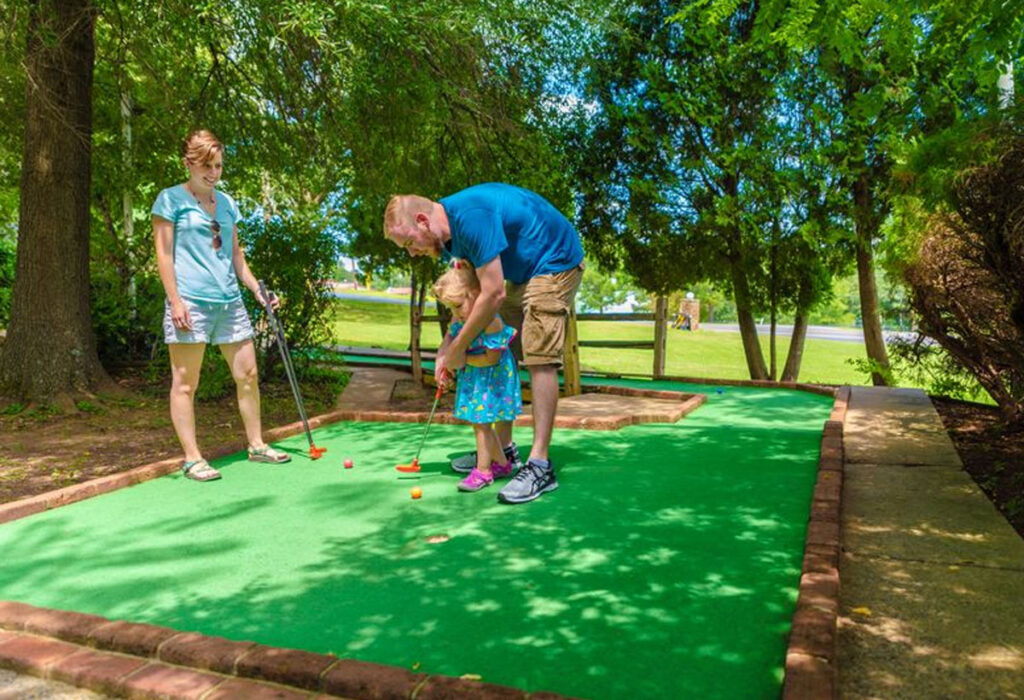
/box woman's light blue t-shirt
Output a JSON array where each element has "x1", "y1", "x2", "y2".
[
  {"x1": 151, "y1": 185, "x2": 242, "y2": 303},
  {"x1": 439, "y1": 183, "x2": 584, "y2": 284}
]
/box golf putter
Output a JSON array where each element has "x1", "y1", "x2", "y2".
[
  {"x1": 258, "y1": 281, "x2": 326, "y2": 460},
  {"x1": 396, "y1": 371, "x2": 449, "y2": 473}
]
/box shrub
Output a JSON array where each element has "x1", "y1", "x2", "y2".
[
  {"x1": 0, "y1": 226, "x2": 15, "y2": 328},
  {"x1": 240, "y1": 211, "x2": 341, "y2": 369},
  {"x1": 90, "y1": 270, "x2": 165, "y2": 366},
  {"x1": 900, "y1": 137, "x2": 1024, "y2": 426},
  {"x1": 886, "y1": 337, "x2": 991, "y2": 403}
]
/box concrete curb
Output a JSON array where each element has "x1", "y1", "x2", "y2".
[
  {"x1": 782, "y1": 385, "x2": 849, "y2": 700},
  {"x1": 0, "y1": 602, "x2": 571, "y2": 699}
]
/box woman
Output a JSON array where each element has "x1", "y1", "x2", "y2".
[{"x1": 152, "y1": 129, "x2": 290, "y2": 481}]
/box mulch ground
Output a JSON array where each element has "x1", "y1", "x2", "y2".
[{"x1": 0, "y1": 367, "x2": 343, "y2": 505}]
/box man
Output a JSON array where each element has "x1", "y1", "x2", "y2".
[{"x1": 383, "y1": 183, "x2": 584, "y2": 504}]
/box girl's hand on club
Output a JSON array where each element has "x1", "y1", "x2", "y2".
[
  {"x1": 439, "y1": 369, "x2": 453, "y2": 392},
  {"x1": 171, "y1": 298, "x2": 193, "y2": 331},
  {"x1": 434, "y1": 357, "x2": 448, "y2": 386}
]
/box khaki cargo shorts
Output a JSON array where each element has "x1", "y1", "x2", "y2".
[{"x1": 500, "y1": 264, "x2": 583, "y2": 367}]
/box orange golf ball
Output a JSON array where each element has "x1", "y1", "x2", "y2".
[{"x1": 410, "y1": 487, "x2": 423, "y2": 499}]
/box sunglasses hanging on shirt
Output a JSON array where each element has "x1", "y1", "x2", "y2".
[{"x1": 209, "y1": 220, "x2": 222, "y2": 250}]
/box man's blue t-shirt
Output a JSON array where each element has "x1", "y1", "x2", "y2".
[{"x1": 439, "y1": 183, "x2": 583, "y2": 284}]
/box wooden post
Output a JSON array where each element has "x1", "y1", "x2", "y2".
[
  {"x1": 409, "y1": 277, "x2": 423, "y2": 384},
  {"x1": 563, "y1": 306, "x2": 582, "y2": 396},
  {"x1": 653, "y1": 296, "x2": 668, "y2": 379}
]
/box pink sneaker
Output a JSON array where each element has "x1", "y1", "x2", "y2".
[
  {"x1": 490, "y1": 459, "x2": 515, "y2": 479},
  {"x1": 458, "y1": 467, "x2": 495, "y2": 492}
]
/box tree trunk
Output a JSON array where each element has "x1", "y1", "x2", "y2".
[
  {"x1": 436, "y1": 298, "x2": 451, "y2": 341},
  {"x1": 769, "y1": 232, "x2": 778, "y2": 381},
  {"x1": 853, "y1": 173, "x2": 891, "y2": 385},
  {"x1": 409, "y1": 273, "x2": 423, "y2": 384},
  {"x1": 781, "y1": 310, "x2": 809, "y2": 382},
  {"x1": 0, "y1": 0, "x2": 108, "y2": 405},
  {"x1": 653, "y1": 295, "x2": 667, "y2": 379},
  {"x1": 120, "y1": 89, "x2": 136, "y2": 318},
  {"x1": 730, "y1": 266, "x2": 769, "y2": 379}
]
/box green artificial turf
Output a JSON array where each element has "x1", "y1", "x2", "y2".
[{"x1": 0, "y1": 379, "x2": 831, "y2": 699}]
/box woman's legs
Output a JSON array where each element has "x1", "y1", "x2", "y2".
[
  {"x1": 168, "y1": 343, "x2": 207, "y2": 461},
  {"x1": 473, "y1": 423, "x2": 505, "y2": 473},
  {"x1": 219, "y1": 339, "x2": 264, "y2": 448}
]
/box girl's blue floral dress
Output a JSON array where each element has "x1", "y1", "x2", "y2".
[{"x1": 450, "y1": 317, "x2": 523, "y2": 424}]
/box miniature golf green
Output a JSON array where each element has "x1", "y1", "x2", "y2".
[{"x1": 0, "y1": 379, "x2": 832, "y2": 699}]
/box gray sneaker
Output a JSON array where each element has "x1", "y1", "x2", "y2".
[
  {"x1": 497, "y1": 459, "x2": 558, "y2": 504},
  {"x1": 451, "y1": 442, "x2": 523, "y2": 474}
]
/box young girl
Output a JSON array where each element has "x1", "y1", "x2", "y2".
[{"x1": 433, "y1": 261, "x2": 523, "y2": 492}]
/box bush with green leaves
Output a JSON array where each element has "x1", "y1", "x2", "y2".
[
  {"x1": 0, "y1": 227, "x2": 14, "y2": 328},
  {"x1": 900, "y1": 134, "x2": 1024, "y2": 425},
  {"x1": 240, "y1": 212, "x2": 341, "y2": 367},
  {"x1": 885, "y1": 337, "x2": 991, "y2": 403},
  {"x1": 90, "y1": 271, "x2": 165, "y2": 367}
]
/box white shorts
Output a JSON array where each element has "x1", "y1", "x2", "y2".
[{"x1": 163, "y1": 297, "x2": 254, "y2": 345}]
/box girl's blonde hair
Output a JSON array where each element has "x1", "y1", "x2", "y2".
[
  {"x1": 181, "y1": 129, "x2": 223, "y2": 165},
  {"x1": 433, "y1": 261, "x2": 479, "y2": 309}
]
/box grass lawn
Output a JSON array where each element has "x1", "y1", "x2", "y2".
[{"x1": 331, "y1": 298, "x2": 875, "y2": 386}]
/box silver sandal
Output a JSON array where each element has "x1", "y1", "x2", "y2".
[
  {"x1": 183, "y1": 459, "x2": 222, "y2": 481},
  {"x1": 248, "y1": 445, "x2": 292, "y2": 463}
]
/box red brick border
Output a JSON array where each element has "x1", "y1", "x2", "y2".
[
  {"x1": 782, "y1": 385, "x2": 849, "y2": 700},
  {"x1": 0, "y1": 603, "x2": 565, "y2": 699},
  {"x1": 290, "y1": 385, "x2": 707, "y2": 431}
]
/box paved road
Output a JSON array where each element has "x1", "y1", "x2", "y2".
[
  {"x1": 332, "y1": 292, "x2": 917, "y2": 344},
  {"x1": 695, "y1": 322, "x2": 917, "y2": 344}
]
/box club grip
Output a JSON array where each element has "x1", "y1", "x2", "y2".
[{"x1": 434, "y1": 369, "x2": 451, "y2": 399}]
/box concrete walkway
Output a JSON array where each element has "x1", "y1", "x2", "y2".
[
  {"x1": 0, "y1": 669, "x2": 107, "y2": 699},
  {"x1": 336, "y1": 367, "x2": 411, "y2": 410},
  {"x1": 839, "y1": 387, "x2": 1024, "y2": 698}
]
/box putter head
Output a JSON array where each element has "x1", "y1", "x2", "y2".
[
  {"x1": 395, "y1": 457, "x2": 421, "y2": 473},
  {"x1": 309, "y1": 445, "x2": 327, "y2": 460}
]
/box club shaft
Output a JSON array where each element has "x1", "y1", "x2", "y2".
[
  {"x1": 412, "y1": 392, "x2": 442, "y2": 463},
  {"x1": 259, "y1": 282, "x2": 314, "y2": 447}
]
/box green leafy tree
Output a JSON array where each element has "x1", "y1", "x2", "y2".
[
  {"x1": 740, "y1": 0, "x2": 1023, "y2": 384},
  {"x1": 577, "y1": 259, "x2": 629, "y2": 313},
  {"x1": 578, "y1": 0, "x2": 801, "y2": 379},
  {"x1": 1, "y1": 0, "x2": 580, "y2": 382}
]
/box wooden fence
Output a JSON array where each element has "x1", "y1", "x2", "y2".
[{"x1": 414, "y1": 297, "x2": 669, "y2": 397}]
